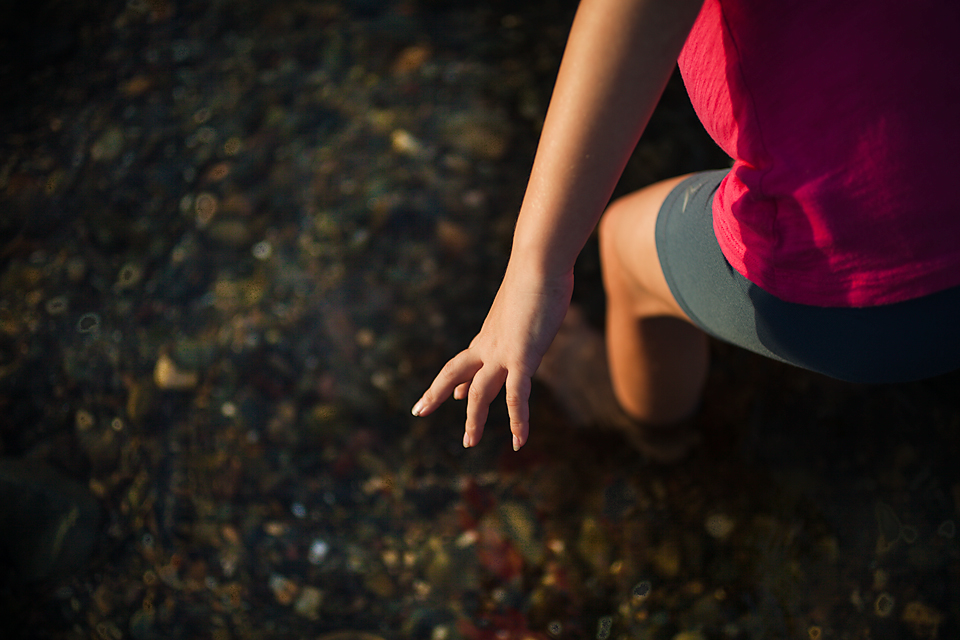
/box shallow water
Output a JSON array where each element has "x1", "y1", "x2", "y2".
[{"x1": 2, "y1": 1, "x2": 958, "y2": 639}]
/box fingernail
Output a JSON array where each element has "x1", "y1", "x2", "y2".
[
  {"x1": 411, "y1": 400, "x2": 423, "y2": 417},
  {"x1": 513, "y1": 434, "x2": 521, "y2": 451},
  {"x1": 463, "y1": 431, "x2": 471, "y2": 448}
]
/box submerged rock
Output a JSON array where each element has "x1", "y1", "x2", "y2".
[
  {"x1": 153, "y1": 353, "x2": 199, "y2": 390},
  {"x1": 0, "y1": 458, "x2": 101, "y2": 583}
]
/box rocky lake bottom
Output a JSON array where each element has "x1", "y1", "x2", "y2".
[{"x1": 2, "y1": 1, "x2": 959, "y2": 639}]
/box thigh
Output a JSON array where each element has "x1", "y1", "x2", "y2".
[{"x1": 599, "y1": 174, "x2": 694, "y2": 321}]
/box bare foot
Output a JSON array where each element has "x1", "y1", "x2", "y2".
[{"x1": 535, "y1": 305, "x2": 699, "y2": 463}]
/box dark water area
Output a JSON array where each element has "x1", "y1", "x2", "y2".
[{"x1": 2, "y1": 1, "x2": 959, "y2": 639}]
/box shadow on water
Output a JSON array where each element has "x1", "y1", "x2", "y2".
[{"x1": 0, "y1": 1, "x2": 958, "y2": 639}]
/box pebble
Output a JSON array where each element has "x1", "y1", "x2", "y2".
[
  {"x1": 441, "y1": 112, "x2": 510, "y2": 160},
  {"x1": 651, "y1": 540, "x2": 682, "y2": 579},
  {"x1": 576, "y1": 516, "x2": 611, "y2": 575},
  {"x1": 308, "y1": 539, "x2": 330, "y2": 565},
  {"x1": 875, "y1": 501, "x2": 901, "y2": 552},
  {"x1": 498, "y1": 501, "x2": 544, "y2": 565},
  {"x1": 65, "y1": 256, "x2": 87, "y2": 282},
  {"x1": 901, "y1": 601, "x2": 943, "y2": 639},
  {"x1": 363, "y1": 567, "x2": 396, "y2": 599},
  {"x1": 91, "y1": 128, "x2": 125, "y2": 161},
  {"x1": 128, "y1": 608, "x2": 155, "y2": 640},
  {"x1": 704, "y1": 513, "x2": 736, "y2": 540},
  {"x1": 194, "y1": 193, "x2": 219, "y2": 227},
  {"x1": 392, "y1": 44, "x2": 431, "y2": 74},
  {"x1": 294, "y1": 586, "x2": 323, "y2": 620},
  {"x1": 206, "y1": 218, "x2": 254, "y2": 248},
  {"x1": 268, "y1": 574, "x2": 299, "y2": 606},
  {"x1": 391, "y1": 129, "x2": 426, "y2": 157},
  {"x1": 872, "y1": 568, "x2": 888, "y2": 591},
  {"x1": 153, "y1": 353, "x2": 199, "y2": 390},
  {"x1": 435, "y1": 219, "x2": 472, "y2": 253}
]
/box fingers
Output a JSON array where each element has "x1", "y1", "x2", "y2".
[
  {"x1": 412, "y1": 352, "x2": 530, "y2": 452},
  {"x1": 505, "y1": 371, "x2": 531, "y2": 450},
  {"x1": 463, "y1": 364, "x2": 507, "y2": 448},
  {"x1": 411, "y1": 351, "x2": 482, "y2": 417}
]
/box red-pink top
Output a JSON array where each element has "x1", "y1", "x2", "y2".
[{"x1": 678, "y1": 0, "x2": 960, "y2": 307}]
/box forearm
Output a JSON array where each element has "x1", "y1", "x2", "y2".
[{"x1": 510, "y1": 0, "x2": 704, "y2": 278}]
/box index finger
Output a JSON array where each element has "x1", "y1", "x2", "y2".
[{"x1": 411, "y1": 350, "x2": 482, "y2": 417}]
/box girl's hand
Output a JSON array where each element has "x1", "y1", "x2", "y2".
[{"x1": 411, "y1": 266, "x2": 573, "y2": 451}]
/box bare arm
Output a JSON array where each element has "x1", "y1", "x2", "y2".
[
  {"x1": 513, "y1": 0, "x2": 704, "y2": 277},
  {"x1": 412, "y1": 0, "x2": 704, "y2": 449}
]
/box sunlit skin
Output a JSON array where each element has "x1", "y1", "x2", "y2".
[{"x1": 411, "y1": 0, "x2": 708, "y2": 450}]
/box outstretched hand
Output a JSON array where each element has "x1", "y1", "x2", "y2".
[{"x1": 411, "y1": 266, "x2": 574, "y2": 451}]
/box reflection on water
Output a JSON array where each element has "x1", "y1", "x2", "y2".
[{"x1": 1, "y1": 0, "x2": 959, "y2": 639}]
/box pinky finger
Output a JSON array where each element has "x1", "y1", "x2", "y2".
[{"x1": 454, "y1": 381, "x2": 470, "y2": 401}]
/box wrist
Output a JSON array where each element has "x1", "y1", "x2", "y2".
[
  {"x1": 503, "y1": 251, "x2": 575, "y2": 295},
  {"x1": 506, "y1": 242, "x2": 576, "y2": 283}
]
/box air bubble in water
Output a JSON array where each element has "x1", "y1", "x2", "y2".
[
  {"x1": 596, "y1": 616, "x2": 613, "y2": 640},
  {"x1": 116, "y1": 262, "x2": 142, "y2": 289},
  {"x1": 75, "y1": 409, "x2": 95, "y2": 432},
  {"x1": 77, "y1": 312, "x2": 101, "y2": 333},
  {"x1": 874, "y1": 592, "x2": 895, "y2": 617},
  {"x1": 632, "y1": 580, "x2": 652, "y2": 600},
  {"x1": 45, "y1": 296, "x2": 68, "y2": 315}
]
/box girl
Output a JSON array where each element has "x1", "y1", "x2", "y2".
[{"x1": 411, "y1": 0, "x2": 960, "y2": 457}]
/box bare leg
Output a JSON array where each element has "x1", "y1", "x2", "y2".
[{"x1": 598, "y1": 175, "x2": 709, "y2": 424}]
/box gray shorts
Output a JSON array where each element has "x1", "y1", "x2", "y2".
[{"x1": 655, "y1": 170, "x2": 960, "y2": 383}]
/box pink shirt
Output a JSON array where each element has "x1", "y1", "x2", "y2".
[{"x1": 678, "y1": 0, "x2": 960, "y2": 307}]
